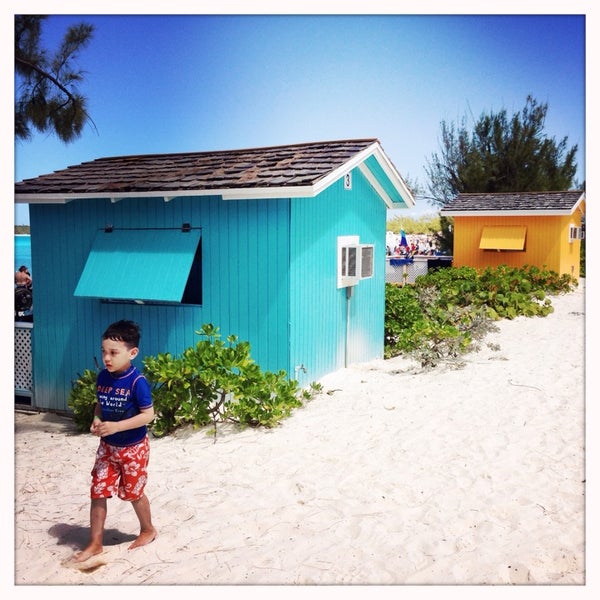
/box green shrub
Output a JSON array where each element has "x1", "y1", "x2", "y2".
[
  {"x1": 144, "y1": 324, "x2": 305, "y2": 438},
  {"x1": 68, "y1": 324, "x2": 315, "y2": 438},
  {"x1": 68, "y1": 368, "x2": 99, "y2": 432},
  {"x1": 384, "y1": 283, "x2": 426, "y2": 355},
  {"x1": 384, "y1": 264, "x2": 576, "y2": 368}
]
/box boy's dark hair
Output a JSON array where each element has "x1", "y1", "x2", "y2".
[{"x1": 102, "y1": 320, "x2": 141, "y2": 349}]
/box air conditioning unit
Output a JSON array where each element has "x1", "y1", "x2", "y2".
[
  {"x1": 337, "y1": 237, "x2": 374, "y2": 288},
  {"x1": 569, "y1": 225, "x2": 584, "y2": 242},
  {"x1": 360, "y1": 244, "x2": 374, "y2": 279}
]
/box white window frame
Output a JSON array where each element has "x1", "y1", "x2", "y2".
[{"x1": 569, "y1": 225, "x2": 584, "y2": 242}]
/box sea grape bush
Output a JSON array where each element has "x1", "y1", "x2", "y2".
[
  {"x1": 144, "y1": 324, "x2": 305, "y2": 437},
  {"x1": 69, "y1": 324, "x2": 314, "y2": 438},
  {"x1": 68, "y1": 368, "x2": 100, "y2": 432},
  {"x1": 384, "y1": 264, "x2": 576, "y2": 367},
  {"x1": 384, "y1": 281, "x2": 499, "y2": 368}
]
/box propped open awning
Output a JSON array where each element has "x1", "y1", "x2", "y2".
[
  {"x1": 74, "y1": 227, "x2": 201, "y2": 302},
  {"x1": 479, "y1": 226, "x2": 527, "y2": 251}
]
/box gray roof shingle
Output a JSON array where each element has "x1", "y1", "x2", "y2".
[
  {"x1": 440, "y1": 191, "x2": 585, "y2": 214},
  {"x1": 15, "y1": 139, "x2": 380, "y2": 197}
]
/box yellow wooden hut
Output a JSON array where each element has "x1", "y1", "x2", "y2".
[{"x1": 440, "y1": 191, "x2": 585, "y2": 279}]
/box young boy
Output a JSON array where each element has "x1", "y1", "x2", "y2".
[{"x1": 75, "y1": 320, "x2": 157, "y2": 562}]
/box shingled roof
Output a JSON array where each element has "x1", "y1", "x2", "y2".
[
  {"x1": 15, "y1": 138, "x2": 413, "y2": 207},
  {"x1": 440, "y1": 191, "x2": 585, "y2": 216}
]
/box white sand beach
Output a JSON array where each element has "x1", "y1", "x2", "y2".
[{"x1": 11, "y1": 280, "x2": 589, "y2": 594}]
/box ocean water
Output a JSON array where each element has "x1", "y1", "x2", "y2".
[{"x1": 15, "y1": 235, "x2": 32, "y2": 276}]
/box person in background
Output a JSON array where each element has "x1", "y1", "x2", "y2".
[{"x1": 15, "y1": 265, "x2": 32, "y2": 287}]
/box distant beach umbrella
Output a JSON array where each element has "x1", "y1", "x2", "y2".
[{"x1": 400, "y1": 229, "x2": 408, "y2": 247}]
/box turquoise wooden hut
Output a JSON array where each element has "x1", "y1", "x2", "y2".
[{"x1": 15, "y1": 139, "x2": 415, "y2": 412}]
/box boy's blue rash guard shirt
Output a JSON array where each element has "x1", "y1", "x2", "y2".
[{"x1": 96, "y1": 365, "x2": 152, "y2": 447}]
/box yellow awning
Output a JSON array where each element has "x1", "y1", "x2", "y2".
[{"x1": 479, "y1": 226, "x2": 527, "y2": 250}]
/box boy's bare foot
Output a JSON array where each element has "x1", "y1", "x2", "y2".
[
  {"x1": 128, "y1": 527, "x2": 157, "y2": 550},
  {"x1": 63, "y1": 553, "x2": 107, "y2": 572},
  {"x1": 73, "y1": 543, "x2": 104, "y2": 563}
]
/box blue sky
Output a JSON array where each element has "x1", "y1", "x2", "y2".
[{"x1": 11, "y1": 9, "x2": 587, "y2": 225}]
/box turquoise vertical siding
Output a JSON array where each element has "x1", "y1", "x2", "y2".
[
  {"x1": 289, "y1": 168, "x2": 386, "y2": 386},
  {"x1": 29, "y1": 195, "x2": 290, "y2": 411}
]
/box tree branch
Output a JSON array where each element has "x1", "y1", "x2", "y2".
[{"x1": 15, "y1": 55, "x2": 79, "y2": 105}]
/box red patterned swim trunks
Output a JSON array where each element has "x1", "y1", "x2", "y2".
[{"x1": 91, "y1": 436, "x2": 150, "y2": 501}]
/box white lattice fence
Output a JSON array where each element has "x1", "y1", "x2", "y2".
[
  {"x1": 385, "y1": 257, "x2": 429, "y2": 285},
  {"x1": 14, "y1": 323, "x2": 33, "y2": 397}
]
